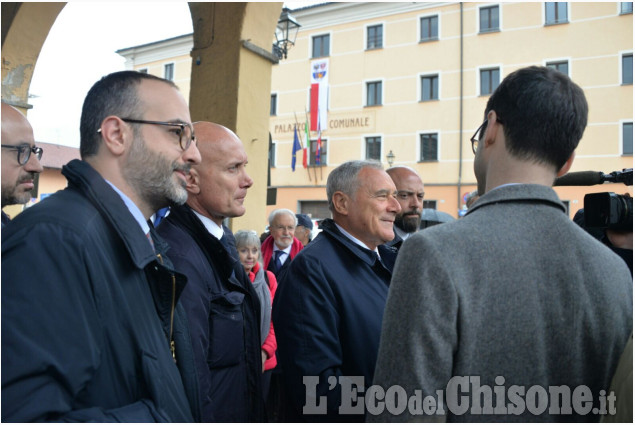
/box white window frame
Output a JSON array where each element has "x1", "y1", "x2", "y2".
[
  {"x1": 544, "y1": 57, "x2": 572, "y2": 76},
  {"x1": 419, "y1": 72, "x2": 442, "y2": 102},
  {"x1": 361, "y1": 133, "x2": 384, "y2": 162},
  {"x1": 364, "y1": 22, "x2": 385, "y2": 50},
  {"x1": 364, "y1": 78, "x2": 385, "y2": 107},
  {"x1": 418, "y1": 12, "x2": 441, "y2": 42},
  {"x1": 163, "y1": 62, "x2": 175, "y2": 81},
  {"x1": 478, "y1": 3, "x2": 502, "y2": 33},
  {"x1": 477, "y1": 64, "x2": 502, "y2": 97},
  {"x1": 418, "y1": 131, "x2": 441, "y2": 162},
  {"x1": 543, "y1": 2, "x2": 571, "y2": 26},
  {"x1": 310, "y1": 31, "x2": 332, "y2": 58},
  {"x1": 620, "y1": 50, "x2": 633, "y2": 85},
  {"x1": 620, "y1": 119, "x2": 633, "y2": 155}
]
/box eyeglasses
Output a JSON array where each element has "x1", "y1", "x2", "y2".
[
  {"x1": 98, "y1": 118, "x2": 196, "y2": 151},
  {"x1": 470, "y1": 117, "x2": 503, "y2": 154},
  {"x1": 122, "y1": 118, "x2": 196, "y2": 151},
  {"x1": 1, "y1": 144, "x2": 43, "y2": 165}
]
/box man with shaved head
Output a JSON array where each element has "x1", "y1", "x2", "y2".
[
  {"x1": 157, "y1": 121, "x2": 265, "y2": 422},
  {"x1": 1, "y1": 102, "x2": 43, "y2": 226},
  {"x1": 385, "y1": 166, "x2": 425, "y2": 249}
]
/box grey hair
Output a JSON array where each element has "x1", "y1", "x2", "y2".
[
  {"x1": 326, "y1": 160, "x2": 383, "y2": 212},
  {"x1": 234, "y1": 230, "x2": 263, "y2": 262},
  {"x1": 268, "y1": 208, "x2": 297, "y2": 226}
]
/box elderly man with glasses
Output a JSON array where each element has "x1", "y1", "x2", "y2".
[
  {"x1": 1, "y1": 102, "x2": 44, "y2": 226},
  {"x1": 2, "y1": 71, "x2": 202, "y2": 422}
]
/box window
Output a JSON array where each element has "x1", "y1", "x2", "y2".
[
  {"x1": 299, "y1": 201, "x2": 330, "y2": 221},
  {"x1": 138, "y1": 68, "x2": 148, "y2": 74},
  {"x1": 545, "y1": 2, "x2": 568, "y2": 25},
  {"x1": 309, "y1": 138, "x2": 328, "y2": 165},
  {"x1": 420, "y1": 15, "x2": 439, "y2": 41},
  {"x1": 423, "y1": 200, "x2": 437, "y2": 209},
  {"x1": 546, "y1": 60, "x2": 569, "y2": 76},
  {"x1": 622, "y1": 53, "x2": 633, "y2": 84},
  {"x1": 270, "y1": 94, "x2": 277, "y2": 116},
  {"x1": 164, "y1": 63, "x2": 174, "y2": 81},
  {"x1": 480, "y1": 5, "x2": 500, "y2": 32},
  {"x1": 312, "y1": 34, "x2": 330, "y2": 58},
  {"x1": 480, "y1": 68, "x2": 500, "y2": 95},
  {"x1": 365, "y1": 136, "x2": 382, "y2": 161},
  {"x1": 367, "y1": 24, "x2": 383, "y2": 49},
  {"x1": 620, "y1": 2, "x2": 633, "y2": 14},
  {"x1": 419, "y1": 133, "x2": 438, "y2": 161},
  {"x1": 269, "y1": 140, "x2": 276, "y2": 168},
  {"x1": 366, "y1": 81, "x2": 382, "y2": 106},
  {"x1": 421, "y1": 75, "x2": 439, "y2": 101},
  {"x1": 623, "y1": 122, "x2": 633, "y2": 155}
]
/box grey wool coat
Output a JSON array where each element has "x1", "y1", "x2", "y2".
[{"x1": 371, "y1": 184, "x2": 632, "y2": 422}]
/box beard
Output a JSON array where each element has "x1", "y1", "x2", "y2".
[
  {"x1": 1, "y1": 172, "x2": 36, "y2": 207},
  {"x1": 394, "y1": 209, "x2": 422, "y2": 233},
  {"x1": 122, "y1": 135, "x2": 190, "y2": 212}
]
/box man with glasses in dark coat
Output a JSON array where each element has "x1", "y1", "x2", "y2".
[
  {"x1": 2, "y1": 71, "x2": 201, "y2": 422},
  {"x1": 1, "y1": 102, "x2": 44, "y2": 226}
]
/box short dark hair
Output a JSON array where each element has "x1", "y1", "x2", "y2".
[
  {"x1": 485, "y1": 66, "x2": 588, "y2": 170},
  {"x1": 79, "y1": 71, "x2": 177, "y2": 158}
]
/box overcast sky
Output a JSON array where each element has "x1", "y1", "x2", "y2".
[{"x1": 28, "y1": 1, "x2": 315, "y2": 149}]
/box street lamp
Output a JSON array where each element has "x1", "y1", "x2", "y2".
[
  {"x1": 273, "y1": 7, "x2": 301, "y2": 60},
  {"x1": 386, "y1": 150, "x2": 395, "y2": 167}
]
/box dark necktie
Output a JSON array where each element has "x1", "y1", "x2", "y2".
[{"x1": 274, "y1": 250, "x2": 284, "y2": 272}]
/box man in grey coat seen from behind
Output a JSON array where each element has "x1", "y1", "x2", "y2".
[{"x1": 371, "y1": 66, "x2": 633, "y2": 422}]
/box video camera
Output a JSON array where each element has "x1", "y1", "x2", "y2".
[{"x1": 554, "y1": 168, "x2": 632, "y2": 232}]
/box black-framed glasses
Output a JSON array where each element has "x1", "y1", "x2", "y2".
[
  {"x1": 470, "y1": 117, "x2": 503, "y2": 154},
  {"x1": 122, "y1": 118, "x2": 195, "y2": 151},
  {"x1": 1, "y1": 144, "x2": 43, "y2": 165},
  {"x1": 98, "y1": 118, "x2": 196, "y2": 151}
]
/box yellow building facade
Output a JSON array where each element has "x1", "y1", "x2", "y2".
[{"x1": 118, "y1": 2, "x2": 633, "y2": 231}]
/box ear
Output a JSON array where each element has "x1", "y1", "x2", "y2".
[
  {"x1": 332, "y1": 191, "x2": 350, "y2": 215},
  {"x1": 483, "y1": 110, "x2": 502, "y2": 148},
  {"x1": 99, "y1": 116, "x2": 128, "y2": 157},
  {"x1": 186, "y1": 168, "x2": 201, "y2": 194},
  {"x1": 556, "y1": 151, "x2": 575, "y2": 177}
]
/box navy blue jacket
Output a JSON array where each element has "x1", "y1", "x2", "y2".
[
  {"x1": 158, "y1": 204, "x2": 265, "y2": 422},
  {"x1": 1, "y1": 159, "x2": 198, "y2": 422},
  {"x1": 272, "y1": 218, "x2": 397, "y2": 422}
]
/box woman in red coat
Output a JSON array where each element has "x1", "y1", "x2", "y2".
[{"x1": 235, "y1": 230, "x2": 278, "y2": 400}]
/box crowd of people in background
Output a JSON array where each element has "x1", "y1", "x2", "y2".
[{"x1": 1, "y1": 66, "x2": 632, "y2": 422}]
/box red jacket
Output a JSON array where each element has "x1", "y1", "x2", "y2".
[{"x1": 248, "y1": 262, "x2": 278, "y2": 371}]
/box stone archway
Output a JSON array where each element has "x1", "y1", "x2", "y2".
[{"x1": 1, "y1": 2, "x2": 281, "y2": 230}]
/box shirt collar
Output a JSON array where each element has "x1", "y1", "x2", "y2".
[
  {"x1": 105, "y1": 180, "x2": 149, "y2": 235},
  {"x1": 192, "y1": 209, "x2": 224, "y2": 240},
  {"x1": 273, "y1": 243, "x2": 292, "y2": 255},
  {"x1": 334, "y1": 222, "x2": 380, "y2": 256}
]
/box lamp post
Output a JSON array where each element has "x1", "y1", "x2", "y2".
[
  {"x1": 386, "y1": 150, "x2": 395, "y2": 167},
  {"x1": 274, "y1": 7, "x2": 301, "y2": 60}
]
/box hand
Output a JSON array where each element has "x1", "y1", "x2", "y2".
[{"x1": 261, "y1": 349, "x2": 267, "y2": 372}]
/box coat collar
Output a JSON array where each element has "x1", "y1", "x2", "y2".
[
  {"x1": 466, "y1": 184, "x2": 566, "y2": 217},
  {"x1": 319, "y1": 218, "x2": 397, "y2": 271},
  {"x1": 62, "y1": 159, "x2": 158, "y2": 269}
]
